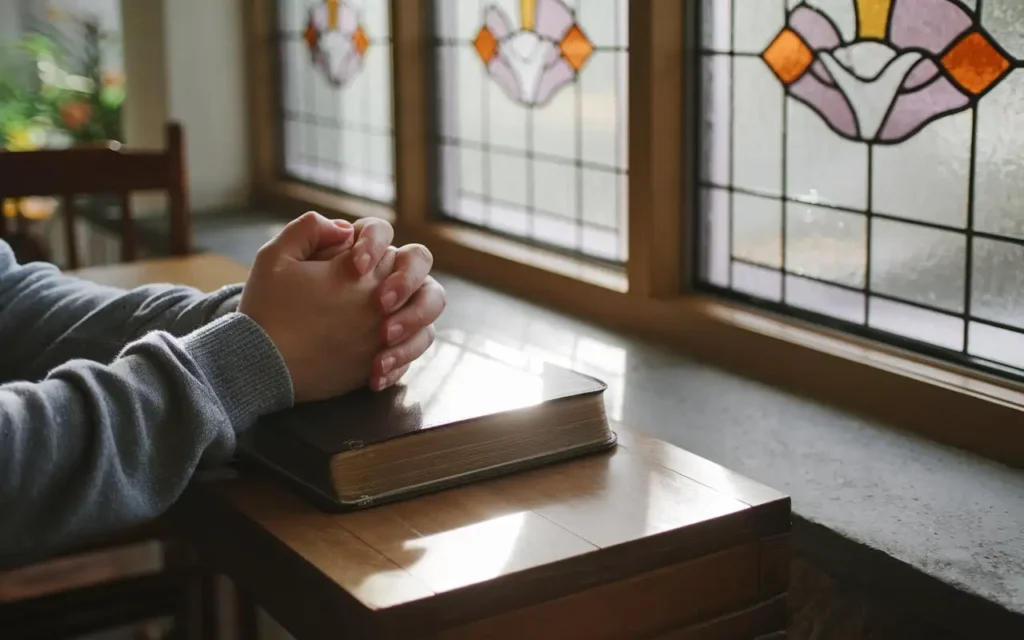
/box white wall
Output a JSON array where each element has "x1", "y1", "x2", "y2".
[{"x1": 161, "y1": 0, "x2": 250, "y2": 213}]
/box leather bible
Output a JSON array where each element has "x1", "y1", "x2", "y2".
[{"x1": 237, "y1": 332, "x2": 616, "y2": 511}]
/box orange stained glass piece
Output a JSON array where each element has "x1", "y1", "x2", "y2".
[
  {"x1": 941, "y1": 31, "x2": 1012, "y2": 96},
  {"x1": 304, "y1": 22, "x2": 319, "y2": 50},
  {"x1": 474, "y1": 26, "x2": 498, "y2": 64},
  {"x1": 762, "y1": 28, "x2": 813, "y2": 85},
  {"x1": 560, "y1": 24, "x2": 593, "y2": 72},
  {"x1": 353, "y1": 25, "x2": 370, "y2": 56}
]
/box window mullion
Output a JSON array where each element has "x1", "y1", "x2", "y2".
[
  {"x1": 627, "y1": 0, "x2": 686, "y2": 298},
  {"x1": 391, "y1": 0, "x2": 434, "y2": 230}
]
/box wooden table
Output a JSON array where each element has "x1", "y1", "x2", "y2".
[{"x1": 74, "y1": 254, "x2": 792, "y2": 640}]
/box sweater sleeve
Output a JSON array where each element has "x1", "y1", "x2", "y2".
[
  {"x1": 0, "y1": 242, "x2": 292, "y2": 564},
  {"x1": 0, "y1": 242, "x2": 243, "y2": 383}
]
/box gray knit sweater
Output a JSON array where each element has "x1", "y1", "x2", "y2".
[{"x1": 0, "y1": 240, "x2": 294, "y2": 567}]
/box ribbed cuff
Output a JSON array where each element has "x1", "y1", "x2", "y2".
[{"x1": 182, "y1": 313, "x2": 293, "y2": 431}]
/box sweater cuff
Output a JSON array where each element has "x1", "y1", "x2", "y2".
[{"x1": 181, "y1": 313, "x2": 293, "y2": 431}]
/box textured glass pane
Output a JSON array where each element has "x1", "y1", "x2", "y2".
[
  {"x1": 971, "y1": 239, "x2": 1024, "y2": 330},
  {"x1": 699, "y1": 0, "x2": 1024, "y2": 376},
  {"x1": 733, "y1": 0, "x2": 785, "y2": 54},
  {"x1": 278, "y1": 0, "x2": 394, "y2": 202},
  {"x1": 870, "y1": 219, "x2": 966, "y2": 313},
  {"x1": 983, "y1": 0, "x2": 1024, "y2": 59},
  {"x1": 786, "y1": 275, "x2": 865, "y2": 324},
  {"x1": 969, "y1": 322, "x2": 1024, "y2": 370},
  {"x1": 869, "y1": 298, "x2": 964, "y2": 351},
  {"x1": 786, "y1": 98, "x2": 868, "y2": 210},
  {"x1": 975, "y1": 70, "x2": 1024, "y2": 239},
  {"x1": 872, "y1": 111, "x2": 971, "y2": 228},
  {"x1": 438, "y1": 0, "x2": 628, "y2": 262},
  {"x1": 702, "y1": 0, "x2": 731, "y2": 52},
  {"x1": 785, "y1": 203, "x2": 866, "y2": 287},
  {"x1": 732, "y1": 58, "x2": 783, "y2": 196},
  {"x1": 700, "y1": 54, "x2": 730, "y2": 186},
  {"x1": 733, "y1": 262, "x2": 782, "y2": 301},
  {"x1": 733, "y1": 193, "x2": 782, "y2": 268},
  {"x1": 701, "y1": 188, "x2": 730, "y2": 288}
]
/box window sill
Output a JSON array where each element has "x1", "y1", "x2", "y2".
[
  {"x1": 400, "y1": 218, "x2": 1024, "y2": 468},
  {"x1": 253, "y1": 181, "x2": 1024, "y2": 467}
]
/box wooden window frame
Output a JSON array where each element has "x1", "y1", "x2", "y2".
[{"x1": 244, "y1": 0, "x2": 1024, "y2": 466}]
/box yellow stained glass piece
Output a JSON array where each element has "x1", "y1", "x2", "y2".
[
  {"x1": 856, "y1": 0, "x2": 892, "y2": 39},
  {"x1": 327, "y1": 0, "x2": 339, "y2": 30},
  {"x1": 520, "y1": 0, "x2": 537, "y2": 31}
]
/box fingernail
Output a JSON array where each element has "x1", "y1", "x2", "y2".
[
  {"x1": 381, "y1": 356, "x2": 395, "y2": 374},
  {"x1": 333, "y1": 219, "x2": 352, "y2": 229},
  {"x1": 387, "y1": 324, "x2": 403, "y2": 342},
  {"x1": 381, "y1": 291, "x2": 397, "y2": 312},
  {"x1": 355, "y1": 253, "x2": 370, "y2": 273},
  {"x1": 375, "y1": 376, "x2": 388, "y2": 390}
]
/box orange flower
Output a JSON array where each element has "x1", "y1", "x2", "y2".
[{"x1": 60, "y1": 101, "x2": 93, "y2": 131}]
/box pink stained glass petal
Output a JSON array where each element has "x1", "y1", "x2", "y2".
[
  {"x1": 878, "y1": 76, "x2": 969, "y2": 142},
  {"x1": 787, "y1": 6, "x2": 842, "y2": 50},
  {"x1": 534, "y1": 57, "x2": 575, "y2": 106},
  {"x1": 788, "y1": 72, "x2": 860, "y2": 139},
  {"x1": 809, "y1": 59, "x2": 835, "y2": 86},
  {"x1": 889, "y1": 0, "x2": 972, "y2": 54},
  {"x1": 535, "y1": 0, "x2": 575, "y2": 41},
  {"x1": 488, "y1": 54, "x2": 524, "y2": 103},
  {"x1": 485, "y1": 5, "x2": 514, "y2": 39},
  {"x1": 902, "y1": 58, "x2": 940, "y2": 91},
  {"x1": 329, "y1": 51, "x2": 363, "y2": 86},
  {"x1": 339, "y1": 3, "x2": 359, "y2": 33}
]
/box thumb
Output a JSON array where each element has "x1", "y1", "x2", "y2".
[{"x1": 264, "y1": 212, "x2": 353, "y2": 261}]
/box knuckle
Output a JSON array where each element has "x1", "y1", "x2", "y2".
[{"x1": 409, "y1": 243, "x2": 433, "y2": 266}]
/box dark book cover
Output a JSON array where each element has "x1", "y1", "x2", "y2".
[{"x1": 236, "y1": 333, "x2": 612, "y2": 510}]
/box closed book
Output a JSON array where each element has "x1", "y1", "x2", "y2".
[{"x1": 237, "y1": 332, "x2": 616, "y2": 510}]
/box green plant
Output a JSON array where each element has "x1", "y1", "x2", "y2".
[{"x1": 0, "y1": 14, "x2": 125, "y2": 149}]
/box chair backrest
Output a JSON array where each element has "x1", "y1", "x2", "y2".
[{"x1": 0, "y1": 122, "x2": 190, "y2": 269}]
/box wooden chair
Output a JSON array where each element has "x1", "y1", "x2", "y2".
[
  {"x1": 0, "y1": 123, "x2": 217, "y2": 638},
  {"x1": 0, "y1": 122, "x2": 191, "y2": 269}
]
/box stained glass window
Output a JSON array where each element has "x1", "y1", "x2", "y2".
[
  {"x1": 435, "y1": 0, "x2": 629, "y2": 262},
  {"x1": 698, "y1": 0, "x2": 1024, "y2": 377},
  {"x1": 278, "y1": 0, "x2": 394, "y2": 202}
]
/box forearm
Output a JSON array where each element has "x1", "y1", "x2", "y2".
[
  {"x1": 0, "y1": 314, "x2": 291, "y2": 566},
  {"x1": 0, "y1": 244, "x2": 243, "y2": 380}
]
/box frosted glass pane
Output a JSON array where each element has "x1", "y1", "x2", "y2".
[
  {"x1": 786, "y1": 275, "x2": 865, "y2": 324},
  {"x1": 732, "y1": 58, "x2": 783, "y2": 195},
  {"x1": 459, "y1": 147, "x2": 485, "y2": 195},
  {"x1": 702, "y1": 188, "x2": 730, "y2": 288},
  {"x1": 869, "y1": 298, "x2": 964, "y2": 351},
  {"x1": 278, "y1": 0, "x2": 394, "y2": 202},
  {"x1": 733, "y1": 0, "x2": 785, "y2": 54},
  {"x1": 438, "y1": 0, "x2": 628, "y2": 261},
  {"x1": 969, "y1": 323, "x2": 1024, "y2": 370},
  {"x1": 974, "y1": 70, "x2": 1024, "y2": 239},
  {"x1": 983, "y1": 0, "x2": 1024, "y2": 59},
  {"x1": 733, "y1": 193, "x2": 782, "y2": 268},
  {"x1": 870, "y1": 218, "x2": 966, "y2": 313},
  {"x1": 580, "y1": 52, "x2": 621, "y2": 169},
  {"x1": 581, "y1": 168, "x2": 619, "y2": 229},
  {"x1": 971, "y1": 239, "x2": 1024, "y2": 330},
  {"x1": 733, "y1": 262, "x2": 782, "y2": 302},
  {"x1": 785, "y1": 202, "x2": 866, "y2": 287},
  {"x1": 532, "y1": 159, "x2": 576, "y2": 219},
  {"x1": 872, "y1": 111, "x2": 971, "y2": 228},
  {"x1": 702, "y1": 0, "x2": 731, "y2": 51},
  {"x1": 786, "y1": 99, "x2": 868, "y2": 210},
  {"x1": 701, "y1": 54, "x2": 730, "y2": 186}
]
